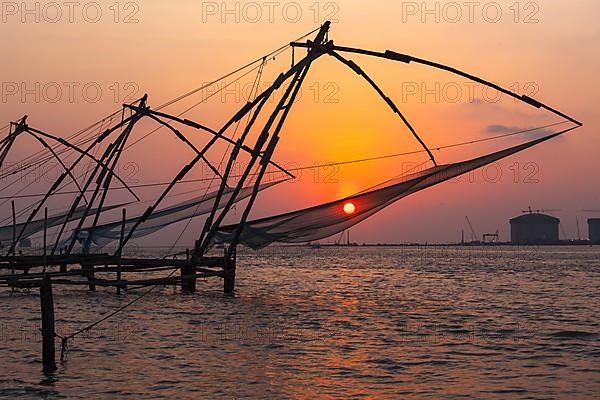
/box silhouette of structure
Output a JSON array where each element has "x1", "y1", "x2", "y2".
[
  {"x1": 1, "y1": 21, "x2": 582, "y2": 290},
  {"x1": 589, "y1": 219, "x2": 600, "y2": 244},
  {"x1": 510, "y1": 213, "x2": 560, "y2": 244},
  {"x1": 0, "y1": 21, "x2": 584, "y2": 372}
]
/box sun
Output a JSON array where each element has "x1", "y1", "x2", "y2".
[{"x1": 343, "y1": 202, "x2": 356, "y2": 215}]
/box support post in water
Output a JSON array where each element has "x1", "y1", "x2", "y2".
[
  {"x1": 11, "y1": 200, "x2": 16, "y2": 256},
  {"x1": 223, "y1": 248, "x2": 236, "y2": 295},
  {"x1": 82, "y1": 242, "x2": 95, "y2": 291},
  {"x1": 43, "y1": 207, "x2": 48, "y2": 273},
  {"x1": 59, "y1": 246, "x2": 66, "y2": 273},
  {"x1": 117, "y1": 208, "x2": 126, "y2": 295},
  {"x1": 11, "y1": 200, "x2": 16, "y2": 291},
  {"x1": 83, "y1": 264, "x2": 96, "y2": 292},
  {"x1": 181, "y1": 264, "x2": 196, "y2": 293},
  {"x1": 40, "y1": 275, "x2": 57, "y2": 373}
]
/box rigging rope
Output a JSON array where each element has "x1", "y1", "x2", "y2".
[
  {"x1": 5, "y1": 21, "x2": 581, "y2": 363},
  {"x1": 52, "y1": 27, "x2": 327, "y2": 360},
  {"x1": 0, "y1": 120, "x2": 568, "y2": 202},
  {"x1": 59, "y1": 268, "x2": 178, "y2": 361},
  {"x1": 0, "y1": 27, "x2": 319, "y2": 200},
  {"x1": 165, "y1": 57, "x2": 269, "y2": 255},
  {"x1": 0, "y1": 63, "x2": 270, "y2": 224},
  {"x1": 0, "y1": 44, "x2": 294, "y2": 234},
  {"x1": 0, "y1": 112, "x2": 122, "y2": 181}
]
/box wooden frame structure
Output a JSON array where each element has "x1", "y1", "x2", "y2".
[{"x1": 0, "y1": 21, "x2": 582, "y2": 372}]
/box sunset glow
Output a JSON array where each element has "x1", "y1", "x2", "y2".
[{"x1": 0, "y1": 0, "x2": 597, "y2": 246}]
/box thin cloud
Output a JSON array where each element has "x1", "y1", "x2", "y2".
[{"x1": 484, "y1": 124, "x2": 557, "y2": 138}]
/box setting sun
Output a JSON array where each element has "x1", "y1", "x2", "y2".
[{"x1": 343, "y1": 202, "x2": 356, "y2": 215}]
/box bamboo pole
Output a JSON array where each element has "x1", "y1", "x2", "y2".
[
  {"x1": 180, "y1": 264, "x2": 196, "y2": 293},
  {"x1": 117, "y1": 208, "x2": 126, "y2": 294},
  {"x1": 43, "y1": 207, "x2": 47, "y2": 273},
  {"x1": 11, "y1": 200, "x2": 16, "y2": 256},
  {"x1": 223, "y1": 248, "x2": 236, "y2": 295},
  {"x1": 11, "y1": 201, "x2": 16, "y2": 291},
  {"x1": 40, "y1": 275, "x2": 57, "y2": 373}
]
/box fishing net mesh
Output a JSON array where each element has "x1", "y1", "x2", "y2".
[
  {"x1": 215, "y1": 132, "x2": 565, "y2": 249},
  {"x1": 84, "y1": 180, "x2": 282, "y2": 248}
]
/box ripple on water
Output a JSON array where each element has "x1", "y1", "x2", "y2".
[{"x1": 0, "y1": 246, "x2": 599, "y2": 398}]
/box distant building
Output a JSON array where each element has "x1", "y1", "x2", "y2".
[
  {"x1": 510, "y1": 213, "x2": 560, "y2": 244},
  {"x1": 589, "y1": 219, "x2": 600, "y2": 244}
]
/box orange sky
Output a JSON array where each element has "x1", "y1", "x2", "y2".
[{"x1": 0, "y1": 1, "x2": 598, "y2": 244}]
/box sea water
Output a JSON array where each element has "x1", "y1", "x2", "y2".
[{"x1": 1, "y1": 246, "x2": 599, "y2": 399}]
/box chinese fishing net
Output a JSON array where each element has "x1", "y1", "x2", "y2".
[
  {"x1": 0, "y1": 203, "x2": 125, "y2": 244},
  {"x1": 214, "y1": 129, "x2": 572, "y2": 249},
  {"x1": 80, "y1": 179, "x2": 283, "y2": 248}
]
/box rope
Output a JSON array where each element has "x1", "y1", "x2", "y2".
[
  {"x1": 0, "y1": 112, "x2": 121, "y2": 182},
  {"x1": 164, "y1": 57, "x2": 269, "y2": 255},
  {"x1": 0, "y1": 113, "x2": 122, "y2": 216},
  {"x1": 108, "y1": 27, "x2": 318, "y2": 152},
  {"x1": 0, "y1": 63, "x2": 267, "y2": 226},
  {"x1": 50, "y1": 42, "x2": 292, "y2": 349},
  {"x1": 0, "y1": 27, "x2": 320, "y2": 222},
  {"x1": 59, "y1": 268, "x2": 177, "y2": 361},
  {"x1": 0, "y1": 121, "x2": 569, "y2": 202},
  {"x1": 123, "y1": 62, "x2": 266, "y2": 151}
]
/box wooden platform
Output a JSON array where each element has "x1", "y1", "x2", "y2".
[{"x1": 0, "y1": 253, "x2": 229, "y2": 291}]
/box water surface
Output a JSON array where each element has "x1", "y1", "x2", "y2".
[{"x1": 1, "y1": 246, "x2": 599, "y2": 399}]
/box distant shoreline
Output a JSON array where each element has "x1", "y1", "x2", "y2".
[{"x1": 304, "y1": 240, "x2": 594, "y2": 248}]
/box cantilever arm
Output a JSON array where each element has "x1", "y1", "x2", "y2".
[
  {"x1": 0, "y1": 118, "x2": 27, "y2": 169},
  {"x1": 309, "y1": 42, "x2": 438, "y2": 166},
  {"x1": 0, "y1": 134, "x2": 18, "y2": 170},
  {"x1": 124, "y1": 104, "x2": 295, "y2": 179},
  {"x1": 290, "y1": 42, "x2": 583, "y2": 127},
  {"x1": 25, "y1": 130, "x2": 89, "y2": 204},
  {"x1": 142, "y1": 112, "x2": 224, "y2": 181},
  {"x1": 26, "y1": 126, "x2": 139, "y2": 201},
  {"x1": 113, "y1": 41, "x2": 328, "y2": 256}
]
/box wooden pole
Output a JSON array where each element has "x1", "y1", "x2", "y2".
[
  {"x1": 117, "y1": 208, "x2": 126, "y2": 294},
  {"x1": 82, "y1": 260, "x2": 96, "y2": 291},
  {"x1": 43, "y1": 207, "x2": 48, "y2": 273},
  {"x1": 81, "y1": 234, "x2": 96, "y2": 291},
  {"x1": 223, "y1": 248, "x2": 236, "y2": 295},
  {"x1": 11, "y1": 201, "x2": 16, "y2": 291},
  {"x1": 87, "y1": 267, "x2": 96, "y2": 291},
  {"x1": 180, "y1": 264, "x2": 196, "y2": 293},
  {"x1": 59, "y1": 250, "x2": 66, "y2": 272},
  {"x1": 40, "y1": 275, "x2": 57, "y2": 373},
  {"x1": 181, "y1": 246, "x2": 196, "y2": 293},
  {"x1": 223, "y1": 267, "x2": 235, "y2": 294},
  {"x1": 11, "y1": 200, "x2": 16, "y2": 256}
]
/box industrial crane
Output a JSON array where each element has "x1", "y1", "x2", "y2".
[
  {"x1": 465, "y1": 216, "x2": 478, "y2": 242},
  {"x1": 465, "y1": 216, "x2": 499, "y2": 243}
]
